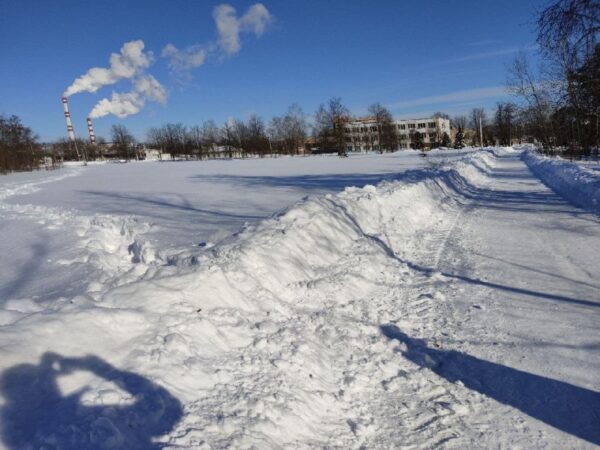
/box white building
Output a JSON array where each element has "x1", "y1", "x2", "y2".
[{"x1": 344, "y1": 117, "x2": 451, "y2": 151}]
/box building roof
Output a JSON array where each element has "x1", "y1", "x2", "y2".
[{"x1": 346, "y1": 116, "x2": 449, "y2": 124}]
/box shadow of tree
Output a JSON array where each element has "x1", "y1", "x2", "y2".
[
  {"x1": 187, "y1": 172, "x2": 403, "y2": 192},
  {"x1": 380, "y1": 325, "x2": 600, "y2": 445},
  {"x1": 0, "y1": 353, "x2": 183, "y2": 449},
  {"x1": 80, "y1": 190, "x2": 267, "y2": 220}
]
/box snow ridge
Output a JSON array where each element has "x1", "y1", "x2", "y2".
[
  {"x1": 104, "y1": 151, "x2": 499, "y2": 447},
  {"x1": 522, "y1": 149, "x2": 600, "y2": 214}
]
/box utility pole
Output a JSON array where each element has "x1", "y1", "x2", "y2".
[{"x1": 479, "y1": 114, "x2": 483, "y2": 149}]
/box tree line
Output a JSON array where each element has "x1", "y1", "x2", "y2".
[
  {"x1": 113, "y1": 104, "x2": 309, "y2": 161},
  {"x1": 0, "y1": 97, "x2": 537, "y2": 174}
]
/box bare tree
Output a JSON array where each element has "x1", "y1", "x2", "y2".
[
  {"x1": 231, "y1": 119, "x2": 248, "y2": 156},
  {"x1": 537, "y1": 0, "x2": 600, "y2": 65},
  {"x1": 452, "y1": 115, "x2": 468, "y2": 130},
  {"x1": 110, "y1": 124, "x2": 136, "y2": 161},
  {"x1": 158, "y1": 123, "x2": 187, "y2": 159},
  {"x1": 146, "y1": 127, "x2": 166, "y2": 159},
  {"x1": 535, "y1": 1, "x2": 600, "y2": 155},
  {"x1": 187, "y1": 125, "x2": 203, "y2": 159},
  {"x1": 220, "y1": 120, "x2": 236, "y2": 158},
  {"x1": 50, "y1": 137, "x2": 82, "y2": 162},
  {"x1": 313, "y1": 97, "x2": 351, "y2": 156},
  {"x1": 433, "y1": 112, "x2": 450, "y2": 120},
  {"x1": 507, "y1": 52, "x2": 555, "y2": 149},
  {"x1": 244, "y1": 114, "x2": 270, "y2": 157},
  {"x1": 268, "y1": 104, "x2": 307, "y2": 155},
  {"x1": 313, "y1": 104, "x2": 331, "y2": 153},
  {"x1": 201, "y1": 120, "x2": 220, "y2": 157},
  {"x1": 494, "y1": 102, "x2": 519, "y2": 146},
  {"x1": 368, "y1": 102, "x2": 398, "y2": 153}
]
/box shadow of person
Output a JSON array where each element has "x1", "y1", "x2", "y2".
[
  {"x1": 380, "y1": 325, "x2": 600, "y2": 446},
  {"x1": 0, "y1": 353, "x2": 183, "y2": 449}
]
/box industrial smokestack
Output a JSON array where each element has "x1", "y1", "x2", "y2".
[
  {"x1": 62, "y1": 96, "x2": 76, "y2": 143},
  {"x1": 61, "y1": 97, "x2": 81, "y2": 161},
  {"x1": 86, "y1": 117, "x2": 97, "y2": 145}
]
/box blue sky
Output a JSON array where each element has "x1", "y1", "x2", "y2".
[{"x1": 0, "y1": 0, "x2": 545, "y2": 141}]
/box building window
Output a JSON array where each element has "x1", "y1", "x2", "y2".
[
  {"x1": 400, "y1": 124, "x2": 406, "y2": 130},
  {"x1": 428, "y1": 122, "x2": 436, "y2": 128},
  {"x1": 408, "y1": 123, "x2": 416, "y2": 129},
  {"x1": 418, "y1": 123, "x2": 426, "y2": 128}
]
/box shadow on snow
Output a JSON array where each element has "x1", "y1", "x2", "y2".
[
  {"x1": 323, "y1": 196, "x2": 600, "y2": 309},
  {"x1": 0, "y1": 353, "x2": 182, "y2": 449},
  {"x1": 380, "y1": 325, "x2": 600, "y2": 445},
  {"x1": 0, "y1": 241, "x2": 47, "y2": 304},
  {"x1": 187, "y1": 172, "x2": 404, "y2": 192},
  {"x1": 80, "y1": 190, "x2": 266, "y2": 221}
]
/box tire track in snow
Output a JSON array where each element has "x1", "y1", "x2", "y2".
[{"x1": 345, "y1": 152, "x2": 506, "y2": 448}]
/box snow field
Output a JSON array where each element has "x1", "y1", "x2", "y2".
[
  {"x1": 0, "y1": 184, "x2": 157, "y2": 308},
  {"x1": 0, "y1": 150, "x2": 475, "y2": 308},
  {"x1": 2, "y1": 147, "x2": 597, "y2": 448},
  {"x1": 0, "y1": 150, "x2": 506, "y2": 448}
]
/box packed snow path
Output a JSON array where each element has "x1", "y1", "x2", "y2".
[
  {"x1": 0, "y1": 149, "x2": 598, "y2": 449},
  {"x1": 397, "y1": 151, "x2": 600, "y2": 448}
]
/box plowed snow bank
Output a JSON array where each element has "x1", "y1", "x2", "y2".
[{"x1": 522, "y1": 150, "x2": 600, "y2": 214}]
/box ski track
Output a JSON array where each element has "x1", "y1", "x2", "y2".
[{"x1": 0, "y1": 149, "x2": 598, "y2": 449}]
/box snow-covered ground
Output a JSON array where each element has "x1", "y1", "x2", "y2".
[
  {"x1": 0, "y1": 150, "x2": 471, "y2": 304},
  {"x1": 0, "y1": 148, "x2": 598, "y2": 449}
]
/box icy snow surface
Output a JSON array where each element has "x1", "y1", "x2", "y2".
[{"x1": 0, "y1": 148, "x2": 599, "y2": 449}]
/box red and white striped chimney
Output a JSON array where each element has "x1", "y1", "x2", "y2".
[
  {"x1": 61, "y1": 96, "x2": 76, "y2": 143},
  {"x1": 86, "y1": 117, "x2": 96, "y2": 145}
]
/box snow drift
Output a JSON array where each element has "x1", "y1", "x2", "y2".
[
  {"x1": 522, "y1": 150, "x2": 600, "y2": 214},
  {"x1": 0, "y1": 150, "x2": 509, "y2": 448}
]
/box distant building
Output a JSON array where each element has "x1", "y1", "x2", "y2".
[
  {"x1": 144, "y1": 148, "x2": 163, "y2": 160},
  {"x1": 344, "y1": 116, "x2": 451, "y2": 151}
]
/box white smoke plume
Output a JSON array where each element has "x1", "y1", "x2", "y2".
[
  {"x1": 213, "y1": 3, "x2": 271, "y2": 55},
  {"x1": 69, "y1": 4, "x2": 271, "y2": 119},
  {"x1": 161, "y1": 3, "x2": 271, "y2": 79},
  {"x1": 161, "y1": 44, "x2": 208, "y2": 74},
  {"x1": 64, "y1": 40, "x2": 152, "y2": 97},
  {"x1": 89, "y1": 75, "x2": 166, "y2": 119}
]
